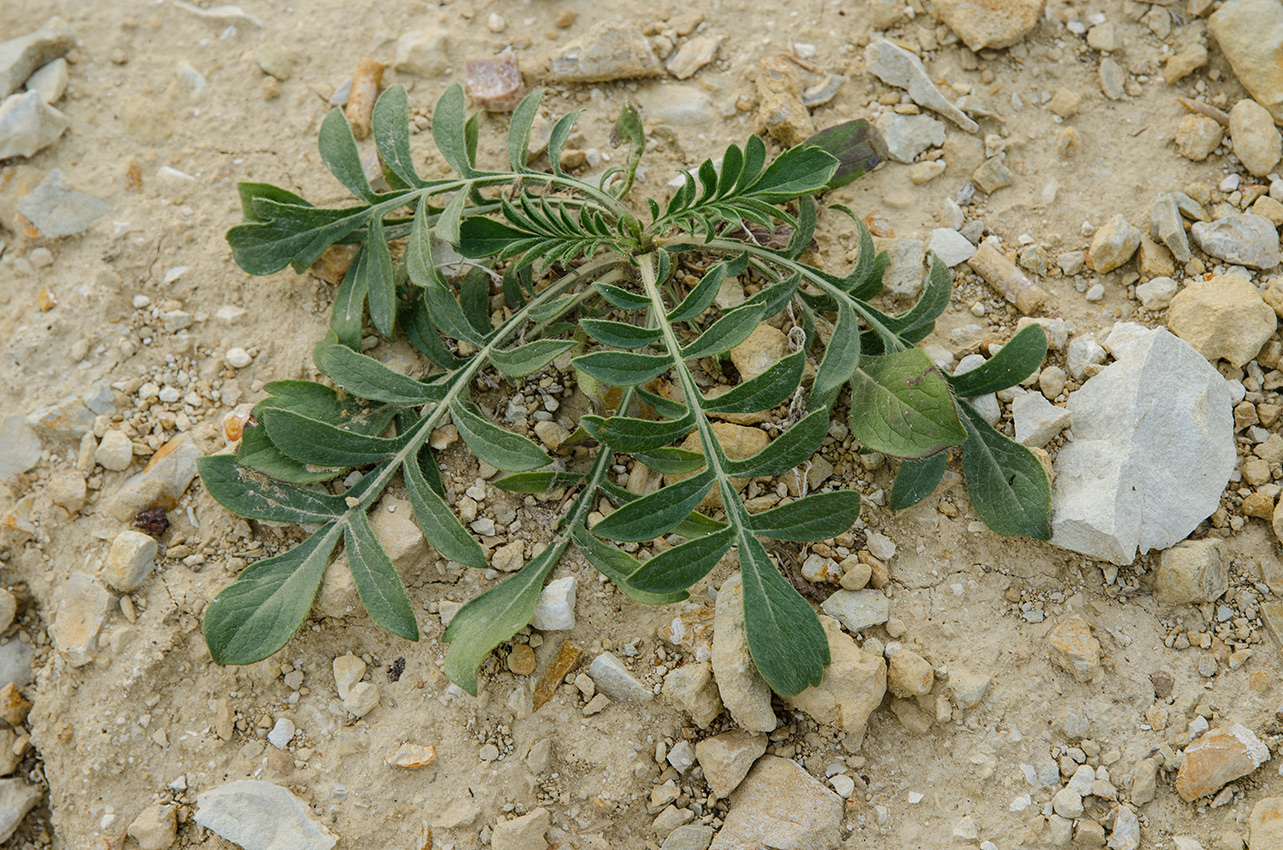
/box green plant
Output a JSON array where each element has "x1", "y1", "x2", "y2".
[{"x1": 198, "y1": 83, "x2": 1050, "y2": 697}]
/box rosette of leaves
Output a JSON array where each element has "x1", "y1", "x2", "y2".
[{"x1": 199, "y1": 82, "x2": 1049, "y2": 699}]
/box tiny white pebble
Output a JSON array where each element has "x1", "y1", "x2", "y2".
[
  {"x1": 487, "y1": 12, "x2": 506, "y2": 32},
  {"x1": 226, "y1": 347, "x2": 253, "y2": 368},
  {"x1": 133, "y1": 295, "x2": 151, "y2": 308}
]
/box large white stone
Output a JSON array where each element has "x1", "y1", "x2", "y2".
[
  {"x1": 1051, "y1": 328, "x2": 1234, "y2": 565},
  {"x1": 587, "y1": 652, "x2": 651, "y2": 703},
  {"x1": 194, "y1": 780, "x2": 337, "y2": 850},
  {"x1": 1012, "y1": 392, "x2": 1071, "y2": 448},
  {"x1": 530, "y1": 576, "x2": 576, "y2": 631},
  {"x1": 0, "y1": 90, "x2": 68, "y2": 159}
]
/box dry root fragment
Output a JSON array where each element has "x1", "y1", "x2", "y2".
[
  {"x1": 345, "y1": 58, "x2": 385, "y2": 140},
  {"x1": 966, "y1": 241, "x2": 1048, "y2": 315}
]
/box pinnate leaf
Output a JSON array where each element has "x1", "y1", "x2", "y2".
[{"x1": 449, "y1": 400, "x2": 551, "y2": 472}]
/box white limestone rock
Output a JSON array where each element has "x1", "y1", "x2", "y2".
[{"x1": 1051, "y1": 328, "x2": 1234, "y2": 564}]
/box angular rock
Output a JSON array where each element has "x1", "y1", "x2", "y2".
[
  {"x1": 1088, "y1": 215, "x2": 1141, "y2": 273},
  {"x1": 663, "y1": 662, "x2": 723, "y2": 728},
  {"x1": 663, "y1": 825, "x2": 715, "y2": 850},
  {"x1": 695, "y1": 731, "x2": 768, "y2": 798},
  {"x1": 1168, "y1": 275, "x2": 1277, "y2": 366},
  {"x1": 105, "y1": 435, "x2": 202, "y2": 522},
  {"x1": 710, "y1": 756, "x2": 843, "y2": 850},
  {"x1": 96, "y1": 430, "x2": 133, "y2": 471},
  {"x1": 1151, "y1": 193, "x2": 1192, "y2": 262},
  {"x1": 711, "y1": 574, "x2": 776, "y2": 732},
  {"x1": 332, "y1": 654, "x2": 365, "y2": 701},
  {"x1": 195, "y1": 780, "x2": 337, "y2": 850},
  {"x1": 25, "y1": 58, "x2": 68, "y2": 105},
  {"x1": 0, "y1": 779, "x2": 40, "y2": 844},
  {"x1": 128, "y1": 804, "x2": 177, "y2": 850},
  {"x1": 730, "y1": 325, "x2": 789, "y2": 383},
  {"x1": 636, "y1": 84, "x2": 713, "y2": 126},
  {"x1": 1108, "y1": 806, "x2": 1140, "y2": 850},
  {"x1": 343, "y1": 682, "x2": 379, "y2": 717},
  {"x1": 531, "y1": 576, "x2": 576, "y2": 631},
  {"x1": 0, "y1": 90, "x2": 69, "y2": 159},
  {"x1": 0, "y1": 590, "x2": 14, "y2": 634},
  {"x1": 49, "y1": 571, "x2": 110, "y2": 667},
  {"x1": 1136, "y1": 276, "x2": 1178, "y2": 311},
  {"x1": 492, "y1": 807, "x2": 549, "y2": 850},
  {"x1": 1013, "y1": 392, "x2": 1071, "y2": 448},
  {"x1": 932, "y1": 0, "x2": 1044, "y2": 50},
  {"x1": 1249, "y1": 797, "x2": 1283, "y2": 850},
  {"x1": 1210, "y1": 0, "x2": 1283, "y2": 123},
  {"x1": 1191, "y1": 214, "x2": 1281, "y2": 270},
  {"x1": 394, "y1": 27, "x2": 450, "y2": 77},
  {"x1": 1155, "y1": 539, "x2": 1228, "y2": 604},
  {"x1": 1047, "y1": 615, "x2": 1102, "y2": 683},
  {"x1": 972, "y1": 157, "x2": 1013, "y2": 193},
  {"x1": 1175, "y1": 114, "x2": 1223, "y2": 161},
  {"x1": 0, "y1": 416, "x2": 40, "y2": 480},
  {"x1": 784, "y1": 615, "x2": 886, "y2": 740},
  {"x1": 666, "y1": 35, "x2": 722, "y2": 80},
  {"x1": 865, "y1": 39, "x2": 978, "y2": 132},
  {"x1": 465, "y1": 52, "x2": 524, "y2": 112},
  {"x1": 0, "y1": 642, "x2": 32, "y2": 690},
  {"x1": 587, "y1": 652, "x2": 651, "y2": 703},
  {"x1": 887, "y1": 648, "x2": 934, "y2": 697},
  {"x1": 0, "y1": 18, "x2": 75, "y2": 99},
  {"x1": 103, "y1": 530, "x2": 157, "y2": 592},
  {"x1": 548, "y1": 22, "x2": 662, "y2": 83},
  {"x1": 754, "y1": 54, "x2": 813, "y2": 146},
  {"x1": 1175, "y1": 724, "x2": 1269, "y2": 801},
  {"x1": 926, "y1": 228, "x2": 976, "y2": 267},
  {"x1": 877, "y1": 237, "x2": 926, "y2": 298},
  {"x1": 820, "y1": 589, "x2": 889, "y2": 633},
  {"x1": 1231, "y1": 99, "x2": 1282, "y2": 176},
  {"x1": 948, "y1": 668, "x2": 990, "y2": 709},
  {"x1": 876, "y1": 112, "x2": 945, "y2": 163},
  {"x1": 1051, "y1": 328, "x2": 1234, "y2": 564}
]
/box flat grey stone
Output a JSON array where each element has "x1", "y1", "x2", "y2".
[
  {"x1": 16, "y1": 168, "x2": 110, "y2": 237},
  {"x1": 0, "y1": 780, "x2": 40, "y2": 844},
  {"x1": 1051, "y1": 328, "x2": 1234, "y2": 564},
  {"x1": 820, "y1": 589, "x2": 890, "y2": 633},
  {"x1": 194, "y1": 780, "x2": 337, "y2": 850},
  {"x1": 0, "y1": 416, "x2": 40, "y2": 480},
  {"x1": 0, "y1": 17, "x2": 75, "y2": 99},
  {"x1": 0, "y1": 90, "x2": 68, "y2": 159},
  {"x1": 586, "y1": 651, "x2": 651, "y2": 703},
  {"x1": 865, "y1": 39, "x2": 978, "y2": 132}
]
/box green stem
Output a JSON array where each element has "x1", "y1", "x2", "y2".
[
  {"x1": 636, "y1": 253, "x2": 758, "y2": 548},
  {"x1": 695, "y1": 238, "x2": 906, "y2": 353},
  {"x1": 323, "y1": 255, "x2": 625, "y2": 543}
]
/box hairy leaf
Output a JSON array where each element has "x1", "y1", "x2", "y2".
[
  {"x1": 948, "y1": 324, "x2": 1048, "y2": 398},
  {"x1": 204, "y1": 525, "x2": 340, "y2": 665},
  {"x1": 591, "y1": 469, "x2": 716, "y2": 542},
  {"x1": 679, "y1": 303, "x2": 765, "y2": 360},
  {"x1": 739, "y1": 534, "x2": 829, "y2": 695},
  {"x1": 489, "y1": 339, "x2": 578, "y2": 377},
  {"x1": 801, "y1": 120, "x2": 887, "y2": 190},
  {"x1": 668, "y1": 263, "x2": 727, "y2": 323},
  {"x1": 889, "y1": 453, "x2": 948, "y2": 511},
  {"x1": 450, "y1": 400, "x2": 552, "y2": 471},
  {"x1": 237, "y1": 425, "x2": 344, "y2": 484},
  {"x1": 319, "y1": 108, "x2": 377, "y2": 202},
  {"x1": 848, "y1": 348, "x2": 966, "y2": 459},
  {"x1": 722, "y1": 408, "x2": 829, "y2": 478},
  {"x1": 433, "y1": 84, "x2": 475, "y2": 178},
  {"x1": 572, "y1": 524, "x2": 687, "y2": 604},
  {"x1": 581, "y1": 319, "x2": 663, "y2": 350},
  {"x1": 704, "y1": 351, "x2": 804, "y2": 414},
  {"x1": 507, "y1": 88, "x2": 545, "y2": 172},
  {"x1": 314, "y1": 333, "x2": 444, "y2": 404},
  {"x1": 628, "y1": 526, "x2": 735, "y2": 593},
  {"x1": 372, "y1": 85, "x2": 424, "y2": 189},
  {"x1": 344, "y1": 511, "x2": 420, "y2": 640},
  {"x1": 443, "y1": 540, "x2": 564, "y2": 694},
  {"x1": 403, "y1": 458, "x2": 488, "y2": 567},
  {"x1": 581, "y1": 411, "x2": 695, "y2": 453},
  {"x1": 573, "y1": 351, "x2": 672, "y2": 386},
  {"x1": 747, "y1": 490, "x2": 861, "y2": 541},
  {"x1": 198, "y1": 455, "x2": 348, "y2": 523},
  {"x1": 259, "y1": 407, "x2": 408, "y2": 467},
  {"x1": 811, "y1": 299, "x2": 861, "y2": 398},
  {"x1": 958, "y1": 402, "x2": 1051, "y2": 539}
]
